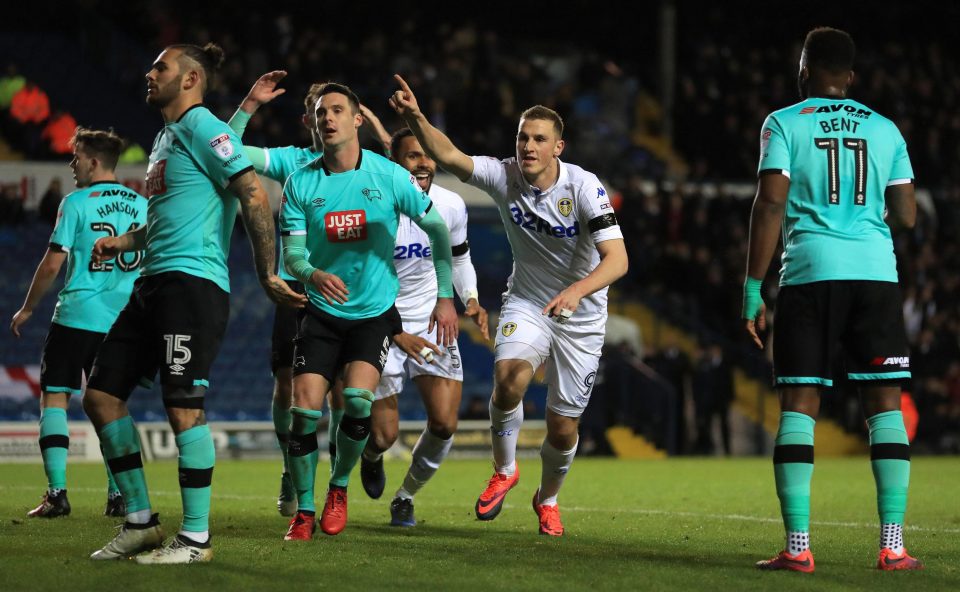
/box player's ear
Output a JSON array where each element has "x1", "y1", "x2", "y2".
[
  {"x1": 354, "y1": 110, "x2": 363, "y2": 130},
  {"x1": 554, "y1": 139, "x2": 565, "y2": 157},
  {"x1": 846, "y1": 70, "x2": 855, "y2": 90},
  {"x1": 183, "y1": 69, "x2": 201, "y2": 91}
]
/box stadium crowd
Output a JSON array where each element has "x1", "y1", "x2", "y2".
[{"x1": 2, "y1": 2, "x2": 959, "y2": 452}]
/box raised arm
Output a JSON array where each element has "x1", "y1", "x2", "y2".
[
  {"x1": 229, "y1": 169, "x2": 306, "y2": 308},
  {"x1": 10, "y1": 248, "x2": 67, "y2": 337},
  {"x1": 742, "y1": 172, "x2": 790, "y2": 348},
  {"x1": 414, "y1": 206, "x2": 458, "y2": 346},
  {"x1": 359, "y1": 104, "x2": 393, "y2": 156},
  {"x1": 389, "y1": 74, "x2": 474, "y2": 182},
  {"x1": 227, "y1": 71, "x2": 288, "y2": 174}
]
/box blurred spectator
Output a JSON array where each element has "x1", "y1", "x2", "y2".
[
  {"x1": 460, "y1": 396, "x2": 487, "y2": 420},
  {"x1": 38, "y1": 177, "x2": 63, "y2": 225},
  {"x1": 0, "y1": 64, "x2": 25, "y2": 109},
  {"x1": 119, "y1": 142, "x2": 147, "y2": 164},
  {"x1": 41, "y1": 111, "x2": 78, "y2": 156},
  {"x1": 0, "y1": 184, "x2": 25, "y2": 225},
  {"x1": 646, "y1": 336, "x2": 693, "y2": 453},
  {"x1": 9, "y1": 81, "x2": 49, "y2": 125},
  {"x1": 692, "y1": 343, "x2": 734, "y2": 455}
]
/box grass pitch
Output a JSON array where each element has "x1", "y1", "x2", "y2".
[{"x1": 1, "y1": 457, "x2": 958, "y2": 591}]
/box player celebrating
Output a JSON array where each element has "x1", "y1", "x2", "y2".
[
  {"x1": 81, "y1": 44, "x2": 304, "y2": 564},
  {"x1": 390, "y1": 75, "x2": 628, "y2": 536},
  {"x1": 351, "y1": 124, "x2": 490, "y2": 527},
  {"x1": 279, "y1": 82, "x2": 457, "y2": 540},
  {"x1": 743, "y1": 28, "x2": 921, "y2": 572},
  {"x1": 10, "y1": 127, "x2": 146, "y2": 519},
  {"x1": 227, "y1": 71, "x2": 318, "y2": 517}
]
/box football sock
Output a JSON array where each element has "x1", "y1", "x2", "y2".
[
  {"x1": 489, "y1": 399, "x2": 522, "y2": 476},
  {"x1": 272, "y1": 399, "x2": 292, "y2": 472},
  {"x1": 538, "y1": 438, "x2": 577, "y2": 506},
  {"x1": 176, "y1": 425, "x2": 215, "y2": 535},
  {"x1": 398, "y1": 430, "x2": 454, "y2": 499},
  {"x1": 99, "y1": 415, "x2": 151, "y2": 522},
  {"x1": 101, "y1": 443, "x2": 120, "y2": 495},
  {"x1": 773, "y1": 411, "x2": 815, "y2": 548},
  {"x1": 39, "y1": 407, "x2": 69, "y2": 491},
  {"x1": 868, "y1": 410, "x2": 910, "y2": 553},
  {"x1": 289, "y1": 406, "x2": 322, "y2": 513},
  {"x1": 330, "y1": 388, "x2": 373, "y2": 488},
  {"x1": 328, "y1": 408, "x2": 344, "y2": 473}
]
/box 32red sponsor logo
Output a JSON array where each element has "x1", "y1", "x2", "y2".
[
  {"x1": 145, "y1": 159, "x2": 167, "y2": 197},
  {"x1": 325, "y1": 209, "x2": 367, "y2": 242}
]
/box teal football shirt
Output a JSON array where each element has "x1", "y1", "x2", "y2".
[
  {"x1": 142, "y1": 105, "x2": 254, "y2": 292},
  {"x1": 260, "y1": 145, "x2": 319, "y2": 281},
  {"x1": 49, "y1": 181, "x2": 147, "y2": 333},
  {"x1": 758, "y1": 97, "x2": 913, "y2": 285},
  {"x1": 280, "y1": 149, "x2": 431, "y2": 319}
]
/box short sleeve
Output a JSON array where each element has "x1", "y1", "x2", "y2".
[
  {"x1": 393, "y1": 166, "x2": 431, "y2": 220},
  {"x1": 575, "y1": 176, "x2": 623, "y2": 244},
  {"x1": 447, "y1": 199, "x2": 468, "y2": 247},
  {"x1": 49, "y1": 194, "x2": 80, "y2": 251},
  {"x1": 888, "y1": 128, "x2": 914, "y2": 185},
  {"x1": 279, "y1": 177, "x2": 307, "y2": 235},
  {"x1": 191, "y1": 114, "x2": 255, "y2": 187},
  {"x1": 468, "y1": 156, "x2": 508, "y2": 202},
  {"x1": 264, "y1": 146, "x2": 303, "y2": 183},
  {"x1": 758, "y1": 115, "x2": 791, "y2": 177}
]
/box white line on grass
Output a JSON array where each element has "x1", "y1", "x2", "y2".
[{"x1": 4, "y1": 484, "x2": 958, "y2": 534}]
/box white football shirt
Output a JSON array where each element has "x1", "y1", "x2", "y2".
[
  {"x1": 469, "y1": 156, "x2": 622, "y2": 318},
  {"x1": 393, "y1": 183, "x2": 470, "y2": 320}
]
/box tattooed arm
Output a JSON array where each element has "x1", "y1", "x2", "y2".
[{"x1": 229, "y1": 170, "x2": 306, "y2": 308}]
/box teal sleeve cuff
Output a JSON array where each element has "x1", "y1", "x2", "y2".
[
  {"x1": 228, "y1": 109, "x2": 251, "y2": 136},
  {"x1": 282, "y1": 234, "x2": 316, "y2": 285},
  {"x1": 742, "y1": 277, "x2": 764, "y2": 320},
  {"x1": 243, "y1": 146, "x2": 268, "y2": 174},
  {"x1": 417, "y1": 206, "x2": 454, "y2": 298}
]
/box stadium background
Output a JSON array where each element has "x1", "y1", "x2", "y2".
[{"x1": 1, "y1": 0, "x2": 959, "y2": 462}]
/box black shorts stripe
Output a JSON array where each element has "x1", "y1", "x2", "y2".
[
  {"x1": 276, "y1": 433, "x2": 289, "y2": 443},
  {"x1": 287, "y1": 432, "x2": 319, "y2": 457},
  {"x1": 773, "y1": 444, "x2": 814, "y2": 464},
  {"x1": 162, "y1": 391, "x2": 206, "y2": 409},
  {"x1": 107, "y1": 452, "x2": 144, "y2": 474},
  {"x1": 588, "y1": 213, "x2": 619, "y2": 233},
  {"x1": 451, "y1": 241, "x2": 470, "y2": 256},
  {"x1": 178, "y1": 467, "x2": 214, "y2": 488},
  {"x1": 39, "y1": 435, "x2": 69, "y2": 450},
  {"x1": 870, "y1": 443, "x2": 910, "y2": 461}
]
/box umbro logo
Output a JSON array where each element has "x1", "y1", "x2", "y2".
[
  {"x1": 312, "y1": 197, "x2": 326, "y2": 207},
  {"x1": 169, "y1": 364, "x2": 185, "y2": 375}
]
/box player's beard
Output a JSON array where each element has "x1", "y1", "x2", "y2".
[{"x1": 147, "y1": 76, "x2": 182, "y2": 108}]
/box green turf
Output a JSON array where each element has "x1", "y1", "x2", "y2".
[{"x1": 1, "y1": 457, "x2": 958, "y2": 591}]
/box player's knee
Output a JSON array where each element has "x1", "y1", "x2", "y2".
[
  {"x1": 162, "y1": 385, "x2": 206, "y2": 432},
  {"x1": 427, "y1": 417, "x2": 457, "y2": 440},
  {"x1": 343, "y1": 387, "x2": 374, "y2": 418},
  {"x1": 371, "y1": 424, "x2": 398, "y2": 452},
  {"x1": 339, "y1": 414, "x2": 372, "y2": 441},
  {"x1": 82, "y1": 388, "x2": 126, "y2": 427}
]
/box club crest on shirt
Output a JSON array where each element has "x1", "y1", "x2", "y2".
[
  {"x1": 501, "y1": 322, "x2": 517, "y2": 337},
  {"x1": 557, "y1": 197, "x2": 573, "y2": 217},
  {"x1": 208, "y1": 134, "x2": 234, "y2": 159},
  {"x1": 361, "y1": 188, "x2": 381, "y2": 201}
]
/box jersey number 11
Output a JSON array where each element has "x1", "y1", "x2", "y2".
[{"x1": 814, "y1": 137, "x2": 867, "y2": 206}]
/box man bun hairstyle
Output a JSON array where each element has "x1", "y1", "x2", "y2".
[
  {"x1": 520, "y1": 105, "x2": 564, "y2": 139},
  {"x1": 168, "y1": 42, "x2": 226, "y2": 92},
  {"x1": 803, "y1": 27, "x2": 855, "y2": 73},
  {"x1": 72, "y1": 127, "x2": 125, "y2": 171}
]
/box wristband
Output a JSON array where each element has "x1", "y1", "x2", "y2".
[{"x1": 742, "y1": 277, "x2": 764, "y2": 320}]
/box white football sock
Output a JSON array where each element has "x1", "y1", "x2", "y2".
[
  {"x1": 537, "y1": 438, "x2": 577, "y2": 506},
  {"x1": 397, "y1": 430, "x2": 454, "y2": 499},
  {"x1": 881, "y1": 523, "x2": 904, "y2": 554},
  {"x1": 787, "y1": 531, "x2": 810, "y2": 555},
  {"x1": 489, "y1": 399, "x2": 523, "y2": 476}
]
